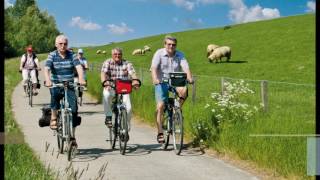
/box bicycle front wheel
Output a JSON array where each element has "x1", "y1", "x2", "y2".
[
  {"x1": 28, "y1": 82, "x2": 33, "y2": 107},
  {"x1": 119, "y1": 108, "x2": 128, "y2": 155},
  {"x1": 57, "y1": 120, "x2": 64, "y2": 154},
  {"x1": 67, "y1": 113, "x2": 76, "y2": 161},
  {"x1": 172, "y1": 109, "x2": 184, "y2": 155}
]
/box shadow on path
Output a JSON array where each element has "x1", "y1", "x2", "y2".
[{"x1": 73, "y1": 148, "x2": 113, "y2": 162}]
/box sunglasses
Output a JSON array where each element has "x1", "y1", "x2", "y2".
[
  {"x1": 166, "y1": 43, "x2": 176, "y2": 47},
  {"x1": 58, "y1": 42, "x2": 68, "y2": 45}
]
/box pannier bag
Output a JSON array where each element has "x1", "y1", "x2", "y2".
[
  {"x1": 38, "y1": 105, "x2": 51, "y2": 127},
  {"x1": 169, "y1": 72, "x2": 187, "y2": 87},
  {"x1": 75, "y1": 116, "x2": 81, "y2": 126},
  {"x1": 115, "y1": 79, "x2": 132, "y2": 94}
]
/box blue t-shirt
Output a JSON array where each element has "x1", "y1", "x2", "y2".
[{"x1": 45, "y1": 50, "x2": 80, "y2": 83}]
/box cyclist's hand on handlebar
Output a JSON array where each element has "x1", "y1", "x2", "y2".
[
  {"x1": 187, "y1": 78, "x2": 194, "y2": 84},
  {"x1": 79, "y1": 79, "x2": 86, "y2": 86},
  {"x1": 132, "y1": 80, "x2": 140, "y2": 89},
  {"x1": 153, "y1": 79, "x2": 160, "y2": 85},
  {"x1": 45, "y1": 80, "x2": 52, "y2": 87},
  {"x1": 102, "y1": 80, "x2": 112, "y2": 90}
]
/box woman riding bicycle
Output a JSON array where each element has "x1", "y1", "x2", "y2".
[
  {"x1": 100, "y1": 47, "x2": 140, "y2": 129},
  {"x1": 19, "y1": 45, "x2": 41, "y2": 96},
  {"x1": 43, "y1": 35, "x2": 86, "y2": 146},
  {"x1": 150, "y1": 35, "x2": 193, "y2": 143}
]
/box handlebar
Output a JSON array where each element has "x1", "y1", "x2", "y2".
[{"x1": 43, "y1": 81, "x2": 76, "y2": 88}]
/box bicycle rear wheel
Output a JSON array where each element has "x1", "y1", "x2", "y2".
[
  {"x1": 66, "y1": 113, "x2": 76, "y2": 161},
  {"x1": 107, "y1": 113, "x2": 116, "y2": 149},
  {"x1": 172, "y1": 109, "x2": 183, "y2": 155},
  {"x1": 112, "y1": 115, "x2": 118, "y2": 150},
  {"x1": 67, "y1": 142, "x2": 77, "y2": 161},
  {"x1": 119, "y1": 108, "x2": 128, "y2": 155},
  {"x1": 162, "y1": 109, "x2": 171, "y2": 150}
]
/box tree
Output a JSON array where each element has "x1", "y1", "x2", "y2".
[{"x1": 4, "y1": 1, "x2": 60, "y2": 58}]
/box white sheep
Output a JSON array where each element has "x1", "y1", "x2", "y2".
[
  {"x1": 102, "y1": 50, "x2": 106, "y2": 54},
  {"x1": 96, "y1": 50, "x2": 101, "y2": 54},
  {"x1": 132, "y1": 49, "x2": 145, "y2": 55},
  {"x1": 208, "y1": 46, "x2": 231, "y2": 63},
  {"x1": 144, "y1": 45, "x2": 151, "y2": 52},
  {"x1": 207, "y1": 44, "x2": 219, "y2": 57}
]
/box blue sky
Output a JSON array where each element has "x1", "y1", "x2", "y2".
[{"x1": 5, "y1": 0, "x2": 316, "y2": 47}]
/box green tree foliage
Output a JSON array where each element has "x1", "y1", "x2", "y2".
[{"x1": 4, "y1": 0, "x2": 60, "y2": 58}]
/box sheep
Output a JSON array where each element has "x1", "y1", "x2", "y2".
[
  {"x1": 96, "y1": 50, "x2": 101, "y2": 54},
  {"x1": 208, "y1": 46, "x2": 231, "y2": 63},
  {"x1": 207, "y1": 44, "x2": 219, "y2": 57},
  {"x1": 132, "y1": 49, "x2": 145, "y2": 55},
  {"x1": 102, "y1": 50, "x2": 106, "y2": 54},
  {"x1": 144, "y1": 45, "x2": 151, "y2": 52}
]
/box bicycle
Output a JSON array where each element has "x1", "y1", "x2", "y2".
[
  {"x1": 46, "y1": 81, "x2": 79, "y2": 161},
  {"x1": 161, "y1": 72, "x2": 189, "y2": 155},
  {"x1": 102, "y1": 78, "x2": 141, "y2": 155},
  {"x1": 19, "y1": 69, "x2": 34, "y2": 107},
  {"x1": 26, "y1": 70, "x2": 33, "y2": 107}
]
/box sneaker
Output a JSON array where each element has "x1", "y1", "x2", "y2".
[
  {"x1": 105, "y1": 116, "x2": 112, "y2": 128},
  {"x1": 83, "y1": 87, "x2": 88, "y2": 91}
]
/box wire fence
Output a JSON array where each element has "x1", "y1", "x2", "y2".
[{"x1": 88, "y1": 62, "x2": 315, "y2": 113}]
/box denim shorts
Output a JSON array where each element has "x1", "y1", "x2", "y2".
[
  {"x1": 155, "y1": 83, "x2": 169, "y2": 103},
  {"x1": 50, "y1": 87, "x2": 79, "y2": 127},
  {"x1": 50, "y1": 87, "x2": 77, "y2": 112}
]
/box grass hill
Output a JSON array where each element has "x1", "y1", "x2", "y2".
[
  {"x1": 81, "y1": 13, "x2": 315, "y2": 179},
  {"x1": 80, "y1": 13, "x2": 315, "y2": 179},
  {"x1": 84, "y1": 13, "x2": 315, "y2": 84}
]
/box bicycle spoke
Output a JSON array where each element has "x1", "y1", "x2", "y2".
[
  {"x1": 172, "y1": 109, "x2": 184, "y2": 155},
  {"x1": 119, "y1": 108, "x2": 128, "y2": 155}
]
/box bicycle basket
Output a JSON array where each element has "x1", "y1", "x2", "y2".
[
  {"x1": 169, "y1": 72, "x2": 187, "y2": 87},
  {"x1": 115, "y1": 79, "x2": 132, "y2": 94}
]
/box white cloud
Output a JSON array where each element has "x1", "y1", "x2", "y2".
[
  {"x1": 197, "y1": 0, "x2": 280, "y2": 23},
  {"x1": 172, "y1": 0, "x2": 196, "y2": 11},
  {"x1": 5, "y1": 0, "x2": 14, "y2": 8},
  {"x1": 70, "y1": 16, "x2": 102, "y2": 30},
  {"x1": 107, "y1": 23, "x2": 134, "y2": 35},
  {"x1": 306, "y1": 1, "x2": 315, "y2": 12},
  {"x1": 228, "y1": 0, "x2": 280, "y2": 23}
]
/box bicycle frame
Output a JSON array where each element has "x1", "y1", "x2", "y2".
[
  {"x1": 103, "y1": 78, "x2": 141, "y2": 154},
  {"x1": 161, "y1": 74, "x2": 188, "y2": 155},
  {"x1": 50, "y1": 82, "x2": 74, "y2": 149}
]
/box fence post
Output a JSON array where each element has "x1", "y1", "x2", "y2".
[
  {"x1": 261, "y1": 80, "x2": 268, "y2": 112},
  {"x1": 221, "y1": 77, "x2": 226, "y2": 95},
  {"x1": 192, "y1": 75, "x2": 196, "y2": 104}
]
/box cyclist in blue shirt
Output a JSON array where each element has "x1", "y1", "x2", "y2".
[{"x1": 44, "y1": 34, "x2": 86, "y2": 146}]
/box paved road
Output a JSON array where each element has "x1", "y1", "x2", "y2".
[{"x1": 11, "y1": 63, "x2": 259, "y2": 180}]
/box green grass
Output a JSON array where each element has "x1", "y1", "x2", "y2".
[
  {"x1": 82, "y1": 14, "x2": 315, "y2": 178},
  {"x1": 5, "y1": 55, "x2": 54, "y2": 180},
  {"x1": 5, "y1": 13, "x2": 315, "y2": 179}
]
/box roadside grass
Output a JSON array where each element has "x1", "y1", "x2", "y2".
[
  {"x1": 5, "y1": 55, "x2": 55, "y2": 179},
  {"x1": 83, "y1": 14, "x2": 315, "y2": 178}
]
